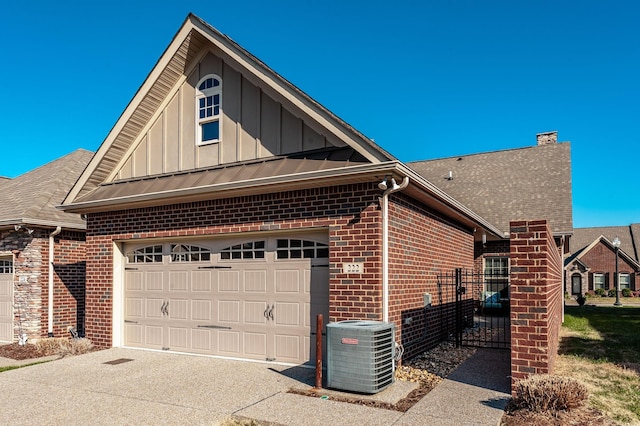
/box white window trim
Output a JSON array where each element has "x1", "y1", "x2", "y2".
[
  {"x1": 619, "y1": 273, "x2": 630, "y2": 289},
  {"x1": 196, "y1": 74, "x2": 222, "y2": 146},
  {"x1": 593, "y1": 273, "x2": 605, "y2": 289}
]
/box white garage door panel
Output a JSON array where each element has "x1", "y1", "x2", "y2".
[
  {"x1": 275, "y1": 303, "x2": 300, "y2": 326},
  {"x1": 191, "y1": 271, "x2": 213, "y2": 292},
  {"x1": 244, "y1": 332, "x2": 267, "y2": 356},
  {"x1": 218, "y1": 300, "x2": 240, "y2": 323},
  {"x1": 123, "y1": 234, "x2": 329, "y2": 364},
  {"x1": 169, "y1": 271, "x2": 188, "y2": 291},
  {"x1": 145, "y1": 272, "x2": 163, "y2": 291},
  {"x1": 191, "y1": 329, "x2": 213, "y2": 351},
  {"x1": 191, "y1": 300, "x2": 212, "y2": 321},
  {"x1": 125, "y1": 324, "x2": 143, "y2": 344},
  {"x1": 244, "y1": 301, "x2": 268, "y2": 324},
  {"x1": 168, "y1": 327, "x2": 189, "y2": 349},
  {"x1": 218, "y1": 330, "x2": 240, "y2": 354},
  {"x1": 219, "y1": 270, "x2": 240, "y2": 292},
  {"x1": 145, "y1": 326, "x2": 164, "y2": 346}
]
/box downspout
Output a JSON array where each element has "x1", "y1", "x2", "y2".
[
  {"x1": 379, "y1": 176, "x2": 409, "y2": 323},
  {"x1": 48, "y1": 226, "x2": 62, "y2": 337}
]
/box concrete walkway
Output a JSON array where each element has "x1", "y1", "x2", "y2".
[{"x1": 0, "y1": 347, "x2": 510, "y2": 425}]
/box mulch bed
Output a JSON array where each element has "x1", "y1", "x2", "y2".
[{"x1": 0, "y1": 343, "x2": 50, "y2": 360}]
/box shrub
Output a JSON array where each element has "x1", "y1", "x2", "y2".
[
  {"x1": 633, "y1": 291, "x2": 640, "y2": 298},
  {"x1": 595, "y1": 288, "x2": 606, "y2": 297},
  {"x1": 585, "y1": 290, "x2": 596, "y2": 298},
  {"x1": 35, "y1": 337, "x2": 94, "y2": 356},
  {"x1": 622, "y1": 288, "x2": 632, "y2": 298},
  {"x1": 607, "y1": 289, "x2": 617, "y2": 297},
  {"x1": 576, "y1": 294, "x2": 587, "y2": 306},
  {"x1": 512, "y1": 375, "x2": 588, "y2": 413}
]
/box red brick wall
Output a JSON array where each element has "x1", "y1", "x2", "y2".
[
  {"x1": 84, "y1": 183, "x2": 475, "y2": 352},
  {"x1": 388, "y1": 194, "x2": 474, "y2": 358},
  {"x1": 578, "y1": 241, "x2": 637, "y2": 291},
  {"x1": 85, "y1": 184, "x2": 383, "y2": 347},
  {"x1": 510, "y1": 220, "x2": 563, "y2": 388},
  {"x1": 41, "y1": 230, "x2": 86, "y2": 338},
  {"x1": 473, "y1": 240, "x2": 511, "y2": 271}
]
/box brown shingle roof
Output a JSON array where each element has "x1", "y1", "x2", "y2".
[
  {"x1": 408, "y1": 142, "x2": 573, "y2": 236},
  {"x1": 0, "y1": 149, "x2": 93, "y2": 229},
  {"x1": 571, "y1": 225, "x2": 640, "y2": 262}
]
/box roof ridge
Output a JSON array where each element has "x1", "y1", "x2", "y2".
[{"x1": 409, "y1": 141, "x2": 570, "y2": 164}]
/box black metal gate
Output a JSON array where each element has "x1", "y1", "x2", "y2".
[{"x1": 437, "y1": 268, "x2": 510, "y2": 349}]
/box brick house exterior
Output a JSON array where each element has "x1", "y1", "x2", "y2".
[
  {"x1": 410, "y1": 131, "x2": 573, "y2": 286},
  {"x1": 61, "y1": 14, "x2": 501, "y2": 364},
  {"x1": 0, "y1": 150, "x2": 92, "y2": 343},
  {"x1": 565, "y1": 225, "x2": 640, "y2": 296}
]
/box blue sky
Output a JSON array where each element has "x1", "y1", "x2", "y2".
[{"x1": 0, "y1": 0, "x2": 638, "y2": 228}]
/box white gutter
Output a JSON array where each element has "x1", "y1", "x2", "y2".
[
  {"x1": 379, "y1": 176, "x2": 409, "y2": 322},
  {"x1": 48, "y1": 226, "x2": 62, "y2": 337}
]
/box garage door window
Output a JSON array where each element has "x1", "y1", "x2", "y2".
[
  {"x1": 220, "y1": 241, "x2": 265, "y2": 260},
  {"x1": 276, "y1": 239, "x2": 329, "y2": 259},
  {"x1": 127, "y1": 245, "x2": 163, "y2": 263},
  {"x1": 0, "y1": 259, "x2": 12, "y2": 273},
  {"x1": 170, "y1": 244, "x2": 211, "y2": 262}
]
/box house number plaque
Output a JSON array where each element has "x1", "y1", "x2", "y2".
[{"x1": 342, "y1": 263, "x2": 364, "y2": 274}]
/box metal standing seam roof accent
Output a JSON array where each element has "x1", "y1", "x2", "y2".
[
  {"x1": 64, "y1": 146, "x2": 505, "y2": 240},
  {"x1": 72, "y1": 147, "x2": 370, "y2": 205}
]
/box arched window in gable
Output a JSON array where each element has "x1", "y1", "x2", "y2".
[{"x1": 196, "y1": 74, "x2": 222, "y2": 145}]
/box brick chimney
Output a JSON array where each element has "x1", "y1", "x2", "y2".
[{"x1": 536, "y1": 131, "x2": 558, "y2": 146}]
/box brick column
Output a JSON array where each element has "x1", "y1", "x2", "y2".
[{"x1": 510, "y1": 220, "x2": 563, "y2": 389}]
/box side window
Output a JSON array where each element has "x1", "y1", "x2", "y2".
[
  {"x1": 127, "y1": 245, "x2": 163, "y2": 263},
  {"x1": 619, "y1": 273, "x2": 630, "y2": 289},
  {"x1": 483, "y1": 256, "x2": 509, "y2": 295},
  {"x1": 276, "y1": 239, "x2": 329, "y2": 259},
  {"x1": 196, "y1": 74, "x2": 222, "y2": 145},
  {"x1": 593, "y1": 273, "x2": 605, "y2": 289},
  {"x1": 220, "y1": 241, "x2": 265, "y2": 260},
  {"x1": 0, "y1": 259, "x2": 13, "y2": 273},
  {"x1": 170, "y1": 244, "x2": 211, "y2": 262}
]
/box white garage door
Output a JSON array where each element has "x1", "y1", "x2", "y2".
[
  {"x1": 0, "y1": 258, "x2": 14, "y2": 343},
  {"x1": 123, "y1": 233, "x2": 329, "y2": 364}
]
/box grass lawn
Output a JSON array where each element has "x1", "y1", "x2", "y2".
[{"x1": 556, "y1": 305, "x2": 640, "y2": 424}]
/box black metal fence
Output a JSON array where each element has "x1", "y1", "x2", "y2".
[{"x1": 437, "y1": 268, "x2": 510, "y2": 349}]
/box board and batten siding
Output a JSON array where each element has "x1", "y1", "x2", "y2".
[{"x1": 117, "y1": 52, "x2": 342, "y2": 180}]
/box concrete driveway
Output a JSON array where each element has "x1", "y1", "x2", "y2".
[
  {"x1": 0, "y1": 347, "x2": 510, "y2": 425},
  {"x1": 0, "y1": 348, "x2": 406, "y2": 426}
]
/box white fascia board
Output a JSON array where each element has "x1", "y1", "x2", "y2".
[
  {"x1": 0, "y1": 218, "x2": 86, "y2": 231},
  {"x1": 63, "y1": 20, "x2": 196, "y2": 206}
]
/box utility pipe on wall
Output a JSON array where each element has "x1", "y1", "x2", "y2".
[
  {"x1": 379, "y1": 176, "x2": 409, "y2": 323},
  {"x1": 48, "y1": 226, "x2": 62, "y2": 337}
]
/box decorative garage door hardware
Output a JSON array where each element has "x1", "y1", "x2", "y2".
[
  {"x1": 197, "y1": 324, "x2": 232, "y2": 330},
  {"x1": 160, "y1": 301, "x2": 169, "y2": 316},
  {"x1": 263, "y1": 304, "x2": 275, "y2": 321},
  {"x1": 124, "y1": 320, "x2": 138, "y2": 324},
  {"x1": 197, "y1": 265, "x2": 232, "y2": 269}
]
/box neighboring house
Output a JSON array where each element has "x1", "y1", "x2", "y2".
[
  {"x1": 60, "y1": 14, "x2": 508, "y2": 363},
  {"x1": 409, "y1": 132, "x2": 573, "y2": 296},
  {"x1": 565, "y1": 225, "x2": 640, "y2": 295},
  {"x1": 0, "y1": 149, "x2": 93, "y2": 344}
]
